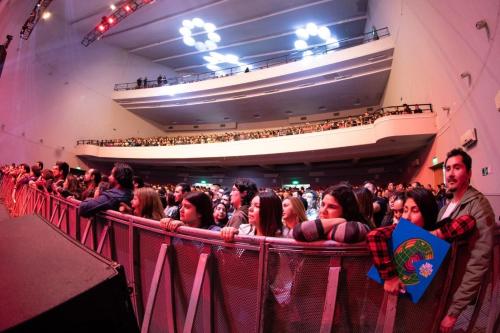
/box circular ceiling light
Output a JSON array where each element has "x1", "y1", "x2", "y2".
[
  {"x1": 225, "y1": 54, "x2": 239, "y2": 64},
  {"x1": 204, "y1": 22, "x2": 216, "y2": 32},
  {"x1": 183, "y1": 36, "x2": 195, "y2": 46},
  {"x1": 206, "y1": 63, "x2": 221, "y2": 71},
  {"x1": 195, "y1": 41, "x2": 207, "y2": 51},
  {"x1": 294, "y1": 40, "x2": 308, "y2": 50},
  {"x1": 179, "y1": 26, "x2": 191, "y2": 36},
  {"x1": 182, "y1": 19, "x2": 194, "y2": 29},
  {"x1": 295, "y1": 28, "x2": 308, "y2": 40},
  {"x1": 203, "y1": 55, "x2": 216, "y2": 63},
  {"x1": 306, "y1": 23, "x2": 318, "y2": 36},
  {"x1": 192, "y1": 17, "x2": 205, "y2": 28},
  {"x1": 318, "y1": 26, "x2": 331, "y2": 40},
  {"x1": 205, "y1": 40, "x2": 217, "y2": 50},
  {"x1": 207, "y1": 32, "x2": 221, "y2": 43}
]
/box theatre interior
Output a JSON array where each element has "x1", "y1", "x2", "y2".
[{"x1": 0, "y1": 0, "x2": 499, "y2": 332}]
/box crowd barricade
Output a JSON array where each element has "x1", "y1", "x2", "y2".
[{"x1": 0, "y1": 177, "x2": 498, "y2": 333}]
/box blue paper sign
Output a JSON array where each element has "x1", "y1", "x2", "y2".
[{"x1": 367, "y1": 218, "x2": 451, "y2": 303}]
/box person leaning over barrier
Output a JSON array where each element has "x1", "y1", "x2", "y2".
[
  {"x1": 159, "y1": 191, "x2": 216, "y2": 231},
  {"x1": 79, "y1": 163, "x2": 134, "y2": 218},
  {"x1": 366, "y1": 188, "x2": 476, "y2": 295},
  {"x1": 292, "y1": 184, "x2": 373, "y2": 243},
  {"x1": 437, "y1": 148, "x2": 495, "y2": 333}
]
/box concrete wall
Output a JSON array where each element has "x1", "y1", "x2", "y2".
[
  {"x1": 367, "y1": 0, "x2": 500, "y2": 215},
  {"x1": 0, "y1": 0, "x2": 175, "y2": 168}
]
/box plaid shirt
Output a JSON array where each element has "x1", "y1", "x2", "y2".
[{"x1": 366, "y1": 215, "x2": 476, "y2": 280}]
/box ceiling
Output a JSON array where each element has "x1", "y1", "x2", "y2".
[{"x1": 53, "y1": 0, "x2": 369, "y2": 74}]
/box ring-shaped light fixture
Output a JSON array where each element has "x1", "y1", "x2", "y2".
[{"x1": 180, "y1": 18, "x2": 219, "y2": 50}]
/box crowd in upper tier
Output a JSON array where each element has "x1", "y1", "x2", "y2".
[
  {"x1": 0, "y1": 147, "x2": 495, "y2": 332},
  {"x1": 76, "y1": 104, "x2": 429, "y2": 147}
]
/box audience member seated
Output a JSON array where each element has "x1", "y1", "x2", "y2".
[
  {"x1": 293, "y1": 184, "x2": 372, "y2": 243},
  {"x1": 79, "y1": 163, "x2": 134, "y2": 217},
  {"x1": 159, "y1": 191, "x2": 216, "y2": 231}
]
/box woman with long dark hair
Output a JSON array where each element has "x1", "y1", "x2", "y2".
[
  {"x1": 160, "y1": 191, "x2": 215, "y2": 231},
  {"x1": 293, "y1": 184, "x2": 372, "y2": 243},
  {"x1": 220, "y1": 191, "x2": 283, "y2": 241}
]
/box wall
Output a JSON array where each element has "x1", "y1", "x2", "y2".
[
  {"x1": 0, "y1": 0, "x2": 175, "y2": 168},
  {"x1": 367, "y1": 0, "x2": 500, "y2": 216}
]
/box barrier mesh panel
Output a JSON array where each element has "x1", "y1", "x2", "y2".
[
  {"x1": 210, "y1": 243, "x2": 261, "y2": 333},
  {"x1": 263, "y1": 250, "x2": 332, "y2": 332}
]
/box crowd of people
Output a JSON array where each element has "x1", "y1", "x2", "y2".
[
  {"x1": 0, "y1": 147, "x2": 494, "y2": 332},
  {"x1": 76, "y1": 104, "x2": 428, "y2": 147}
]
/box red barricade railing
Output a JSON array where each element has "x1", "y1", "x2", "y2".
[{"x1": 0, "y1": 176, "x2": 498, "y2": 333}]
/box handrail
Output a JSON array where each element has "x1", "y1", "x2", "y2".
[
  {"x1": 1, "y1": 178, "x2": 498, "y2": 333},
  {"x1": 76, "y1": 103, "x2": 433, "y2": 147},
  {"x1": 113, "y1": 27, "x2": 390, "y2": 91}
]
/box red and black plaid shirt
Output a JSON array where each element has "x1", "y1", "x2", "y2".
[{"x1": 366, "y1": 215, "x2": 476, "y2": 280}]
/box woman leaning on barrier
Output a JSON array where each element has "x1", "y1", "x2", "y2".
[
  {"x1": 292, "y1": 184, "x2": 373, "y2": 243},
  {"x1": 220, "y1": 191, "x2": 283, "y2": 242},
  {"x1": 159, "y1": 191, "x2": 216, "y2": 231},
  {"x1": 120, "y1": 187, "x2": 165, "y2": 221}
]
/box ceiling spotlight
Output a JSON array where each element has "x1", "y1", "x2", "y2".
[
  {"x1": 107, "y1": 17, "x2": 115, "y2": 24},
  {"x1": 179, "y1": 26, "x2": 191, "y2": 36},
  {"x1": 182, "y1": 19, "x2": 194, "y2": 29},
  {"x1": 192, "y1": 17, "x2": 204, "y2": 28},
  {"x1": 204, "y1": 22, "x2": 216, "y2": 32},
  {"x1": 210, "y1": 52, "x2": 225, "y2": 61},
  {"x1": 225, "y1": 54, "x2": 239, "y2": 64},
  {"x1": 205, "y1": 40, "x2": 217, "y2": 50},
  {"x1": 203, "y1": 55, "x2": 216, "y2": 63},
  {"x1": 295, "y1": 28, "x2": 308, "y2": 40},
  {"x1": 207, "y1": 32, "x2": 221, "y2": 43},
  {"x1": 318, "y1": 26, "x2": 331, "y2": 40},
  {"x1": 206, "y1": 63, "x2": 221, "y2": 71},
  {"x1": 294, "y1": 39, "x2": 308, "y2": 50},
  {"x1": 124, "y1": 4, "x2": 131, "y2": 12},
  {"x1": 41, "y1": 11, "x2": 51, "y2": 20},
  {"x1": 110, "y1": 4, "x2": 116, "y2": 10},
  {"x1": 306, "y1": 23, "x2": 318, "y2": 36},
  {"x1": 195, "y1": 41, "x2": 207, "y2": 51},
  {"x1": 183, "y1": 36, "x2": 195, "y2": 46},
  {"x1": 98, "y1": 24, "x2": 106, "y2": 32}
]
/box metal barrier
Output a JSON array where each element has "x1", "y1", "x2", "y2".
[{"x1": 0, "y1": 177, "x2": 498, "y2": 333}]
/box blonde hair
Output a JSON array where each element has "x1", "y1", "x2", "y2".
[
  {"x1": 284, "y1": 197, "x2": 307, "y2": 223},
  {"x1": 134, "y1": 187, "x2": 165, "y2": 221}
]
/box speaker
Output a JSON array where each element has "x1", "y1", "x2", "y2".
[{"x1": 0, "y1": 214, "x2": 139, "y2": 333}]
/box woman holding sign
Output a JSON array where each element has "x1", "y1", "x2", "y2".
[{"x1": 366, "y1": 188, "x2": 476, "y2": 295}]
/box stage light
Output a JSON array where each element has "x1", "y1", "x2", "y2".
[
  {"x1": 205, "y1": 40, "x2": 217, "y2": 50},
  {"x1": 107, "y1": 17, "x2": 114, "y2": 24},
  {"x1": 124, "y1": 5, "x2": 131, "y2": 12},
  {"x1": 41, "y1": 11, "x2": 51, "y2": 20},
  {"x1": 110, "y1": 4, "x2": 116, "y2": 10},
  {"x1": 183, "y1": 36, "x2": 195, "y2": 46},
  {"x1": 295, "y1": 28, "x2": 308, "y2": 40},
  {"x1": 192, "y1": 17, "x2": 204, "y2": 28},
  {"x1": 306, "y1": 23, "x2": 318, "y2": 36},
  {"x1": 318, "y1": 26, "x2": 331, "y2": 40},
  {"x1": 98, "y1": 24, "x2": 106, "y2": 32},
  {"x1": 179, "y1": 26, "x2": 191, "y2": 36},
  {"x1": 207, "y1": 32, "x2": 220, "y2": 43},
  {"x1": 195, "y1": 41, "x2": 207, "y2": 51},
  {"x1": 294, "y1": 40, "x2": 308, "y2": 50},
  {"x1": 182, "y1": 19, "x2": 194, "y2": 29},
  {"x1": 204, "y1": 22, "x2": 216, "y2": 32}
]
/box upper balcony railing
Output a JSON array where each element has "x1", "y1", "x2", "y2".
[
  {"x1": 76, "y1": 103, "x2": 431, "y2": 148},
  {"x1": 113, "y1": 27, "x2": 390, "y2": 91}
]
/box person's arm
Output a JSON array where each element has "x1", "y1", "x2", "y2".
[
  {"x1": 79, "y1": 192, "x2": 113, "y2": 217},
  {"x1": 431, "y1": 215, "x2": 476, "y2": 240},
  {"x1": 292, "y1": 218, "x2": 346, "y2": 241},
  {"x1": 328, "y1": 221, "x2": 371, "y2": 243}
]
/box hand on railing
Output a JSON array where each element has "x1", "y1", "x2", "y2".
[
  {"x1": 159, "y1": 217, "x2": 184, "y2": 232},
  {"x1": 220, "y1": 226, "x2": 239, "y2": 242},
  {"x1": 383, "y1": 276, "x2": 405, "y2": 295}
]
